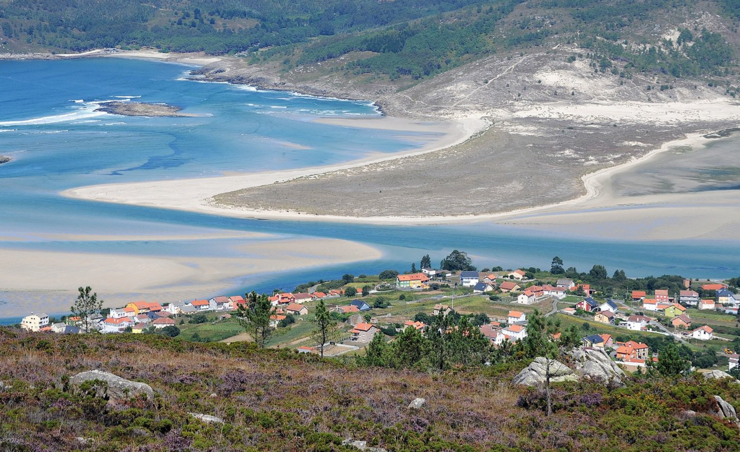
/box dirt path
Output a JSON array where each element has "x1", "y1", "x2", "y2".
[{"x1": 220, "y1": 332, "x2": 253, "y2": 343}]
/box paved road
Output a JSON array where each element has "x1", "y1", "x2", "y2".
[{"x1": 545, "y1": 297, "x2": 559, "y2": 317}]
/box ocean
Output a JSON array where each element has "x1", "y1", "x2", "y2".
[{"x1": 0, "y1": 57, "x2": 738, "y2": 320}]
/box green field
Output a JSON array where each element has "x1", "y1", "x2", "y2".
[{"x1": 178, "y1": 317, "x2": 244, "y2": 342}]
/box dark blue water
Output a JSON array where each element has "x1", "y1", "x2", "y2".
[{"x1": 0, "y1": 57, "x2": 738, "y2": 321}]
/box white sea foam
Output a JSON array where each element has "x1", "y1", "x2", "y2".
[
  {"x1": 0, "y1": 101, "x2": 112, "y2": 127},
  {"x1": 0, "y1": 129, "x2": 17, "y2": 133},
  {"x1": 114, "y1": 95, "x2": 141, "y2": 99}
]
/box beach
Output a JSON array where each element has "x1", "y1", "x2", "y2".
[{"x1": 0, "y1": 237, "x2": 382, "y2": 317}]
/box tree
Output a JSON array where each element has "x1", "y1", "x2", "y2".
[
  {"x1": 420, "y1": 254, "x2": 432, "y2": 269},
  {"x1": 655, "y1": 343, "x2": 691, "y2": 377},
  {"x1": 378, "y1": 269, "x2": 399, "y2": 280},
  {"x1": 551, "y1": 256, "x2": 564, "y2": 274},
  {"x1": 71, "y1": 286, "x2": 103, "y2": 333},
  {"x1": 393, "y1": 326, "x2": 426, "y2": 368},
  {"x1": 345, "y1": 287, "x2": 357, "y2": 297},
  {"x1": 589, "y1": 264, "x2": 608, "y2": 280},
  {"x1": 342, "y1": 274, "x2": 354, "y2": 283},
  {"x1": 360, "y1": 332, "x2": 389, "y2": 366},
  {"x1": 411, "y1": 262, "x2": 417, "y2": 273},
  {"x1": 439, "y1": 250, "x2": 476, "y2": 271},
  {"x1": 237, "y1": 291, "x2": 274, "y2": 348},
  {"x1": 312, "y1": 299, "x2": 337, "y2": 358},
  {"x1": 613, "y1": 269, "x2": 627, "y2": 281},
  {"x1": 159, "y1": 325, "x2": 181, "y2": 337},
  {"x1": 362, "y1": 285, "x2": 372, "y2": 297}
]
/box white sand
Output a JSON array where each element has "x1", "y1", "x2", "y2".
[{"x1": 0, "y1": 238, "x2": 381, "y2": 317}]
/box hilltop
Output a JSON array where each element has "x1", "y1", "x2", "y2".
[{"x1": 2, "y1": 329, "x2": 740, "y2": 451}]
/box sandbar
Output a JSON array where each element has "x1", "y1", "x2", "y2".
[{"x1": 0, "y1": 237, "x2": 382, "y2": 318}]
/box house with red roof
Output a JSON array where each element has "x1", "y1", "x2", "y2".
[
  {"x1": 350, "y1": 323, "x2": 378, "y2": 342},
  {"x1": 125, "y1": 301, "x2": 162, "y2": 315},
  {"x1": 499, "y1": 281, "x2": 520, "y2": 293},
  {"x1": 501, "y1": 324, "x2": 527, "y2": 342},
  {"x1": 691, "y1": 325, "x2": 713, "y2": 341},
  {"x1": 507, "y1": 310, "x2": 526, "y2": 324},
  {"x1": 699, "y1": 299, "x2": 716, "y2": 311},
  {"x1": 190, "y1": 299, "x2": 213, "y2": 311},
  {"x1": 516, "y1": 290, "x2": 536, "y2": 305},
  {"x1": 404, "y1": 320, "x2": 426, "y2": 331},
  {"x1": 702, "y1": 283, "x2": 727, "y2": 291},
  {"x1": 615, "y1": 341, "x2": 649, "y2": 361},
  {"x1": 632, "y1": 290, "x2": 647, "y2": 302},
  {"x1": 269, "y1": 314, "x2": 287, "y2": 328},
  {"x1": 336, "y1": 305, "x2": 359, "y2": 314},
  {"x1": 286, "y1": 303, "x2": 308, "y2": 316},
  {"x1": 101, "y1": 317, "x2": 132, "y2": 334},
  {"x1": 311, "y1": 292, "x2": 327, "y2": 300},
  {"x1": 152, "y1": 317, "x2": 175, "y2": 329},
  {"x1": 654, "y1": 289, "x2": 670, "y2": 304},
  {"x1": 642, "y1": 298, "x2": 658, "y2": 311}
]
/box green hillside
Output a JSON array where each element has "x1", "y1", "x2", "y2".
[{"x1": 1, "y1": 0, "x2": 738, "y2": 84}]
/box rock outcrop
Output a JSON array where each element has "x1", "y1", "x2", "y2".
[
  {"x1": 512, "y1": 357, "x2": 578, "y2": 386},
  {"x1": 513, "y1": 347, "x2": 626, "y2": 387},
  {"x1": 408, "y1": 398, "x2": 426, "y2": 410},
  {"x1": 569, "y1": 347, "x2": 626, "y2": 386},
  {"x1": 190, "y1": 413, "x2": 225, "y2": 424},
  {"x1": 70, "y1": 370, "x2": 154, "y2": 403},
  {"x1": 713, "y1": 395, "x2": 740, "y2": 427},
  {"x1": 702, "y1": 370, "x2": 740, "y2": 383}
]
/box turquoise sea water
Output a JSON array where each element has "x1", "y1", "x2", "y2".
[{"x1": 0, "y1": 58, "x2": 738, "y2": 320}]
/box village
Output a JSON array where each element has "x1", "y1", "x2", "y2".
[{"x1": 16, "y1": 263, "x2": 740, "y2": 375}]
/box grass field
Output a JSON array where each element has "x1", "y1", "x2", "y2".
[{"x1": 178, "y1": 318, "x2": 244, "y2": 342}]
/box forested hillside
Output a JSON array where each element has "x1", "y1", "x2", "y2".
[{"x1": 1, "y1": 0, "x2": 739, "y2": 83}]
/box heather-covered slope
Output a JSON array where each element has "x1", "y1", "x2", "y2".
[{"x1": 1, "y1": 329, "x2": 740, "y2": 451}]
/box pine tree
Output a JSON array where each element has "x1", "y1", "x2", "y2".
[
  {"x1": 237, "y1": 291, "x2": 274, "y2": 348},
  {"x1": 312, "y1": 299, "x2": 337, "y2": 358},
  {"x1": 71, "y1": 286, "x2": 103, "y2": 333}
]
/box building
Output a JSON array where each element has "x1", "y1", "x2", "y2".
[
  {"x1": 508, "y1": 269, "x2": 527, "y2": 281},
  {"x1": 51, "y1": 323, "x2": 80, "y2": 334},
  {"x1": 730, "y1": 354, "x2": 740, "y2": 371},
  {"x1": 556, "y1": 279, "x2": 575, "y2": 290},
  {"x1": 350, "y1": 323, "x2": 378, "y2": 342},
  {"x1": 473, "y1": 282, "x2": 494, "y2": 294},
  {"x1": 583, "y1": 334, "x2": 605, "y2": 348},
  {"x1": 717, "y1": 289, "x2": 738, "y2": 305},
  {"x1": 664, "y1": 303, "x2": 687, "y2": 318},
  {"x1": 507, "y1": 310, "x2": 526, "y2": 324},
  {"x1": 699, "y1": 299, "x2": 716, "y2": 311},
  {"x1": 501, "y1": 324, "x2": 527, "y2": 342},
  {"x1": 404, "y1": 320, "x2": 426, "y2": 331},
  {"x1": 654, "y1": 289, "x2": 670, "y2": 304},
  {"x1": 672, "y1": 314, "x2": 692, "y2": 329},
  {"x1": 433, "y1": 304, "x2": 452, "y2": 316},
  {"x1": 396, "y1": 273, "x2": 430, "y2": 289},
  {"x1": 626, "y1": 315, "x2": 650, "y2": 331},
  {"x1": 152, "y1": 318, "x2": 175, "y2": 329},
  {"x1": 679, "y1": 290, "x2": 699, "y2": 306},
  {"x1": 479, "y1": 323, "x2": 502, "y2": 344},
  {"x1": 499, "y1": 281, "x2": 521, "y2": 293},
  {"x1": 594, "y1": 311, "x2": 615, "y2": 325},
  {"x1": 691, "y1": 325, "x2": 713, "y2": 341},
  {"x1": 642, "y1": 298, "x2": 658, "y2": 311},
  {"x1": 286, "y1": 303, "x2": 309, "y2": 316},
  {"x1": 293, "y1": 293, "x2": 313, "y2": 304},
  {"x1": 632, "y1": 290, "x2": 647, "y2": 302},
  {"x1": 599, "y1": 300, "x2": 618, "y2": 313},
  {"x1": 615, "y1": 341, "x2": 649, "y2": 360},
  {"x1": 460, "y1": 271, "x2": 480, "y2": 287},
  {"x1": 20, "y1": 313, "x2": 50, "y2": 332},
  {"x1": 125, "y1": 301, "x2": 162, "y2": 315},
  {"x1": 543, "y1": 285, "x2": 568, "y2": 299},
  {"x1": 101, "y1": 317, "x2": 131, "y2": 334},
  {"x1": 516, "y1": 290, "x2": 536, "y2": 305},
  {"x1": 350, "y1": 300, "x2": 371, "y2": 312},
  {"x1": 576, "y1": 297, "x2": 598, "y2": 312},
  {"x1": 702, "y1": 283, "x2": 727, "y2": 291},
  {"x1": 210, "y1": 296, "x2": 232, "y2": 311},
  {"x1": 191, "y1": 299, "x2": 213, "y2": 311}
]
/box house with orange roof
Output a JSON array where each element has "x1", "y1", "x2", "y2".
[
  {"x1": 642, "y1": 298, "x2": 658, "y2": 311},
  {"x1": 499, "y1": 281, "x2": 520, "y2": 293},
  {"x1": 190, "y1": 299, "x2": 214, "y2": 311},
  {"x1": 501, "y1": 324, "x2": 527, "y2": 342},
  {"x1": 327, "y1": 289, "x2": 344, "y2": 298},
  {"x1": 404, "y1": 320, "x2": 426, "y2": 331},
  {"x1": 101, "y1": 317, "x2": 132, "y2": 334},
  {"x1": 599, "y1": 334, "x2": 613, "y2": 348},
  {"x1": 691, "y1": 325, "x2": 713, "y2": 341},
  {"x1": 516, "y1": 290, "x2": 536, "y2": 305},
  {"x1": 615, "y1": 341, "x2": 649, "y2": 361},
  {"x1": 350, "y1": 323, "x2": 379, "y2": 342},
  {"x1": 312, "y1": 292, "x2": 327, "y2": 299},
  {"x1": 269, "y1": 314, "x2": 287, "y2": 328},
  {"x1": 125, "y1": 301, "x2": 162, "y2": 315},
  {"x1": 507, "y1": 269, "x2": 527, "y2": 281},
  {"x1": 507, "y1": 311, "x2": 526, "y2": 324},
  {"x1": 297, "y1": 346, "x2": 316, "y2": 354},
  {"x1": 397, "y1": 273, "x2": 430, "y2": 289},
  {"x1": 699, "y1": 299, "x2": 716, "y2": 311},
  {"x1": 337, "y1": 305, "x2": 359, "y2": 314},
  {"x1": 483, "y1": 274, "x2": 498, "y2": 283},
  {"x1": 632, "y1": 290, "x2": 647, "y2": 302},
  {"x1": 702, "y1": 283, "x2": 727, "y2": 291},
  {"x1": 672, "y1": 314, "x2": 692, "y2": 329},
  {"x1": 286, "y1": 303, "x2": 308, "y2": 316},
  {"x1": 664, "y1": 303, "x2": 687, "y2": 318}
]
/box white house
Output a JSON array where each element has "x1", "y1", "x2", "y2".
[
  {"x1": 516, "y1": 290, "x2": 536, "y2": 305},
  {"x1": 642, "y1": 298, "x2": 658, "y2": 311},
  {"x1": 556, "y1": 279, "x2": 575, "y2": 290},
  {"x1": 699, "y1": 299, "x2": 716, "y2": 311},
  {"x1": 501, "y1": 324, "x2": 527, "y2": 342},
  {"x1": 599, "y1": 300, "x2": 618, "y2": 313},
  {"x1": 210, "y1": 296, "x2": 232, "y2": 311},
  {"x1": 421, "y1": 268, "x2": 437, "y2": 277},
  {"x1": 691, "y1": 325, "x2": 714, "y2": 341},
  {"x1": 473, "y1": 282, "x2": 494, "y2": 294},
  {"x1": 460, "y1": 271, "x2": 479, "y2": 287},
  {"x1": 625, "y1": 315, "x2": 650, "y2": 331},
  {"x1": 109, "y1": 308, "x2": 131, "y2": 320},
  {"x1": 101, "y1": 317, "x2": 132, "y2": 334},
  {"x1": 20, "y1": 313, "x2": 49, "y2": 332},
  {"x1": 507, "y1": 310, "x2": 527, "y2": 324},
  {"x1": 543, "y1": 285, "x2": 567, "y2": 299},
  {"x1": 508, "y1": 269, "x2": 527, "y2": 280}
]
